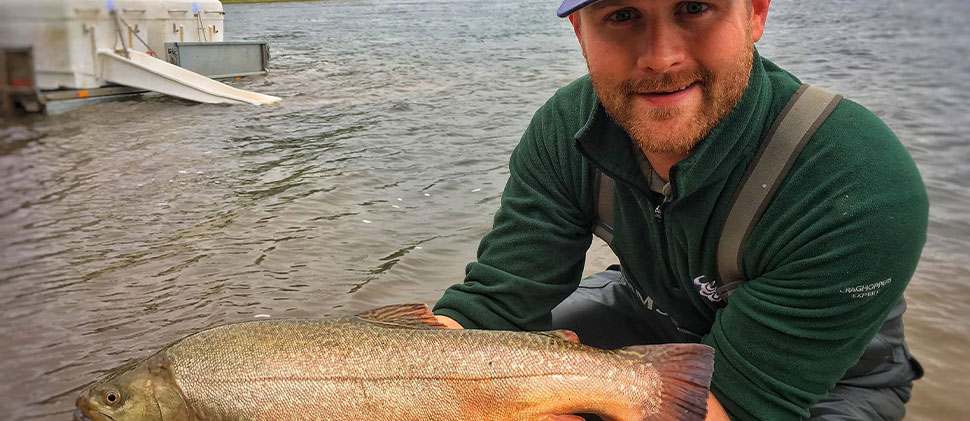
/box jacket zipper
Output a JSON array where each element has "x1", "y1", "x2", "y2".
[
  {"x1": 654, "y1": 181, "x2": 679, "y2": 288},
  {"x1": 573, "y1": 140, "x2": 681, "y2": 288}
]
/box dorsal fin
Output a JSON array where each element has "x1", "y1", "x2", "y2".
[
  {"x1": 534, "y1": 329, "x2": 581, "y2": 344},
  {"x1": 354, "y1": 303, "x2": 448, "y2": 329}
]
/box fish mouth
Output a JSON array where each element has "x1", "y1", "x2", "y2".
[
  {"x1": 71, "y1": 409, "x2": 117, "y2": 421},
  {"x1": 72, "y1": 409, "x2": 93, "y2": 421}
]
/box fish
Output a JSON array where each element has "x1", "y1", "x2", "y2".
[{"x1": 73, "y1": 303, "x2": 714, "y2": 421}]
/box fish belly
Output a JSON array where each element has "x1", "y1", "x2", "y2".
[{"x1": 178, "y1": 373, "x2": 645, "y2": 421}]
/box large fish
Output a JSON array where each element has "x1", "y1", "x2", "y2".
[{"x1": 74, "y1": 303, "x2": 714, "y2": 421}]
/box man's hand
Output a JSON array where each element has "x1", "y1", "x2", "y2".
[
  {"x1": 434, "y1": 315, "x2": 463, "y2": 329},
  {"x1": 706, "y1": 392, "x2": 730, "y2": 421}
]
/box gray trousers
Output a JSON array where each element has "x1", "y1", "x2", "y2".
[{"x1": 551, "y1": 269, "x2": 922, "y2": 421}]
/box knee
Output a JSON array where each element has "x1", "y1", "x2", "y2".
[{"x1": 807, "y1": 384, "x2": 910, "y2": 421}]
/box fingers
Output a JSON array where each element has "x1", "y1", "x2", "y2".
[
  {"x1": 434, "y1": 315, "x2": 463, "y2": 329},
  {"x1": 560, "y1": 330, "x2": 580, "y2": 343}
]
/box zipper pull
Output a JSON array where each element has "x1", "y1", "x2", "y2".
[{"x1": 655, "y1": 182, "x2": 672, "y2": 222}]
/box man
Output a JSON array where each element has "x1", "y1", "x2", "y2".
[{"x1": 433, "y1": 0, "x2": 927, "y2": 419}]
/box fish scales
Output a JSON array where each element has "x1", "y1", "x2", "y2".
[
  {"x1": 74, "y1": 304, "x2": 713, "y2": 421},
  {"x1": 171, "y1": 319, "x2": 661, "y2": 419}
]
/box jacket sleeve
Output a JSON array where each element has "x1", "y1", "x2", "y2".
[
  {"x1": 703, "y1": 100, "x2": 928, "y2": 420},
  {"x1": 433, "y1": 94, "x2": 596, "y2": 331}
]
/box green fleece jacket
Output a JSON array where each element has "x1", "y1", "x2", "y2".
[{"x1": 433, "y1": 52, "x2": 927, "y2": 420}]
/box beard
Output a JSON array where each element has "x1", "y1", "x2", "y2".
[{"x1": 589, "y1": 42, "x2": 754, "y2": 156}]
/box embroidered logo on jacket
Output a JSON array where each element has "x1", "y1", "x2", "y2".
[
  {"x1": 693, "y1": 275, "x2": 722, "y2": 303},
  {"x1": 841, "y1": 278, "x2": 892, "y2": 299}
]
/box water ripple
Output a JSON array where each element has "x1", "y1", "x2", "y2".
[{"x1": 0, "y1": 0, "x2": 967, "y2": 419}]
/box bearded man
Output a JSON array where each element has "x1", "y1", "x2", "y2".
[{"x1": 433, "y1": 0, "x2": 927, "y2": 420}]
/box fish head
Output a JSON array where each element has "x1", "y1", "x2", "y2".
[{"x1": 74, "y1": 357, "x2": 191, "y2": 421}]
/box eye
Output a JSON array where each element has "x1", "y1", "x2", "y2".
[
  {"x1": 607, "y1": 8, "x2": 638, "y2": 23},
  {"x1": 103, "y1": 389, "x2": 122, "y2": 406},
  {"x1": 679, "y1": 2, "x2": 710, "y2": 15}
]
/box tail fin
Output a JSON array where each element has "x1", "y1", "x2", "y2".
[{"x1": 620, "y1": 343, "x2": 715, "y2": 421}]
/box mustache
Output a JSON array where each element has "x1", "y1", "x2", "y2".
[{"x1": 620, "y1": 70, "x2": 713, "y2": 94}]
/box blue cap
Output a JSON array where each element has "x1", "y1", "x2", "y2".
[{"x1": 557, "y1": 0, "x2": 599, "y2": 17}]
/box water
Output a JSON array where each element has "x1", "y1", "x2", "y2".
[{"x1": 1, "y1": 0, "x2": 967, "y2": 419}]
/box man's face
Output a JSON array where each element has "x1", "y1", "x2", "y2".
[{"x1": 570, "y1": 0, "x2": 769, "y2": 155}]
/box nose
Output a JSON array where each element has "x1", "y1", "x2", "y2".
[{"x1": 636, "y1": 19, "x2": 687, "y2": 74}]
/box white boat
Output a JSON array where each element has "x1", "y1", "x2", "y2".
[{"x1": 0, "y1": 0, "x2": 280, "y2": 106}]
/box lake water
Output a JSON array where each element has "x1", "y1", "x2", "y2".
[{"x1": 1, "y1": 0, "x2": 967, "y2": 419}]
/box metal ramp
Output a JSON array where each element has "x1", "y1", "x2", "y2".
[{"x1": 98, "y1": 48, "x2": 280, "y2": 105}]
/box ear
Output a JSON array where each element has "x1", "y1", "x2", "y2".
[
  {"x1": 749, "y1": 0, "x2": 771, "y2": 42},
  {"x1": 568, "y1": 13, "x2": 584, "y2": 48}
]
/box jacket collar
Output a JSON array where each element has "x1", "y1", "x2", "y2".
[{"x1": 574, "y1": 49, "x2": 774, "y2": 198}]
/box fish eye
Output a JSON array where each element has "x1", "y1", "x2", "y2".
[{"x1": 103, "y1": 389, "x2": 122, "y2": 406}]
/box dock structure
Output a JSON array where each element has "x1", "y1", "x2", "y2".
[
  {"x1": 1, "y1": 47, "x2": 45, "y2": 116},
  {"x1": 0, "y1": 0, "x2": 279, "y2": 112}
]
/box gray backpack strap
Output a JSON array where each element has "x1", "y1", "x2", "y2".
[
  {"x1": 716, "y1": 84, "x2": 843, "y2": 299},
  {"x1": 592, "y1": 169, "x2": 615, "y2": 244}
]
